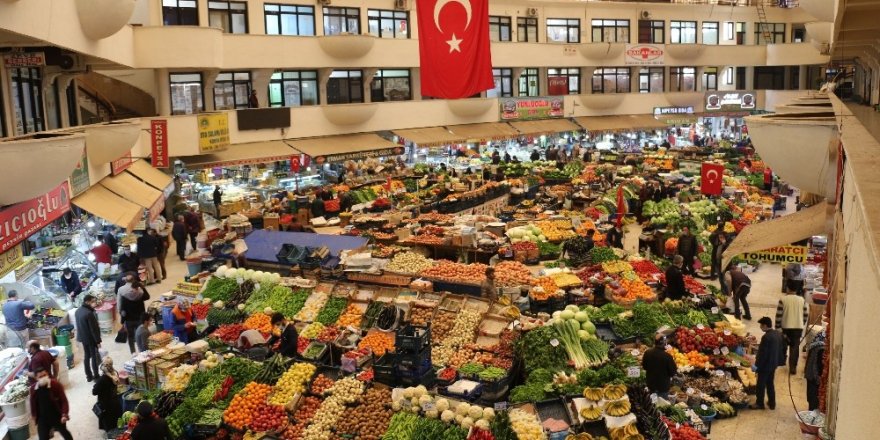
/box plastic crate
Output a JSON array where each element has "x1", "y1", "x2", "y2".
[
  {"x1": 396, "y1": 345, "x2": 431, "y2": 368},
  {"x1": 398, "y1": 368, "x2": 435, "y2": 387},
  {"x1": 397, "y1": 355, "x2": 433, "y2": 378},
  {"x1": 373, "y1": 354, "x2": 397, "y2": 386},
  {"x1": 396, "y1": 325, "x2": 431, "y2": 352}
]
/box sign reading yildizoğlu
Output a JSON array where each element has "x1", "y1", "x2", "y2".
[
  {"x1": 499, "y1": 97, "x2": 564, "y2": 120},
  {"x1": 741, "y1": 245, "x2": 808, "y2": 264},
  {"x1": 313, "y1": 146, "x2": 405, "y2": 165}
]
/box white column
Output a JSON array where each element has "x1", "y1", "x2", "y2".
[
  {"x1": 411, "y1": 69, "x2": 422, "y2": 101},
  {"x1": 363, "y1": 68, "x2": 378, "y2": 102},
  {"x1": 156, "y1": 68, "x2": 171, "y2": 116},
  {"x1": 744, "y1": 66, "x2": 755, "y2": 90},
  {"x1": 318, "y1": 68, "x2": 333, "y2": 105},
  {"x1": 250, "y1": 69, "x2": 274, "y2": 108},
  {"x1": 513, "y1": 68, "x2": 524, "y2": 97},
  {"x1": 202, "y1": 69, "x2": 220, "y2": 111}
]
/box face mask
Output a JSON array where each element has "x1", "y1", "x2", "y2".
[
  {"x1": 148, "y1": 324, "x2": 157, "y2": 333},
  {"x1": 124, "y1": 251, "x2": 131, "y2": 255},
  {"x1": 37, "y1": 377, "x2": 50, "y2": 387},
  {"x1": 63, "y1": 274, "x2": 71, "y2": 279}
]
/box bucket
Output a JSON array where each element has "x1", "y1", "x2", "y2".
[
  {"x1": 8, "y1": 425, "x2": 29, "y2": 440},
  {"x1": 6, "y1": 413, "x2": 29, "y2": 428},
  {"x1": 122, "y1": 389, "x2": 142, "y2": 412},
  {"x1": 187, "y1": 261, "x2": 202, "y2": 277},
  {"x1": 54, "y1": 329, "x2": 71, "y2": 346},
  {"x1": 1, "y1": 399, "x2": 28, "y2": 418}
]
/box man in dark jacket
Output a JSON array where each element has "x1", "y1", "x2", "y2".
[
  {"x1": 530, "y1": 149, "x2": 540, "y2": 162},
  {"x1": 642, "y1": 334, "x2": 677, "y2": 401},
  {"x1": 726, "y1": 266, "x2": 752, "y2": 320},
  {"x1": 676, "y1": 227, "x2": 698, "y2": 275},
  {"x1": 752, "y1": 317, "x2": 784, "y2": 410},
  {"x1": 172, "y1": 215, "x2": 187, "y2": 260},
  {"x1": 131, "y1": 401, "x2": 173, "y2": 440},
  {"x1": 137, "y1": 229, "x2": 163, "y2": 285},
  {"x1": 102, "y1": 227, "x2": 118, "y2": 255},
  {"x1": 605, "y1": 225, "x2": 624, "y2": 249},
  {"x1": 664, "y1": 255, "x2": 687, "y2": 300},
  {"x1": 59, "y1": 268, "x2": 82, "y2": 300},
  {"x1": 75, "y1": 295, "x2": 102, "y2": 382},
  {"x1": 30, "y1": 368, "x2": 73, "y2": 440},
  {"x1": 212, "y1": 185, "x2": 223, "y2": 218},
  {"x1": 27, "y1": 341, "x2": 58, "y2": 382},
  {"x1": 184, "y1": 207, "x2": 201, "y2": 250},
  {"x1": 117, "y1": 245, "x2": 140, "y2": 273},
  {"x1": 118, "y1": 276, "x2": 150, "y2": 354},
  {"x1": 270, "y1": 313, "x2": 299, "y2": 358}
]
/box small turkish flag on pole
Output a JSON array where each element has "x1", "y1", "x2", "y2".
[
  {"x1": 416, "y1": 0, "x2": 494, "y2": 99},
  {"x1": 701, "y1": 162, "x2": 725, "y2": 196}
]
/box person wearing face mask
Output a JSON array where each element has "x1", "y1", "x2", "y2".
[
  {"x1": 117, "y1": 245, "x2": 140, "y2": 274},
  {"x1": 171, "y1": 300, "x2": 197, "y2": 343},
  {"x1": 135, "y1": 315, "x2": 154, "y2": 353},
  {"x1": 269, "y1": 313, "x2": 299, "y2": 358},
  {"x1": 75, "y1": 295, "x2": 102, "y2": 382},
  {"x1": 59, "y1": 268, "x2": 82, "y2": 300},
  {"x1": 92, "y1": 356, "x2": 123, "y2": 432},
  {"x1": 29, "y1": 368, "x2": 73, "y2": 440},
  {"x1": 26, "y1": 341, "x2": 57, "y2": 384},
  {"x1": 118, "y1": 276, "x2": 151, "y2": 353}
]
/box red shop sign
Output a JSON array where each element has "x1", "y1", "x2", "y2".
[
  {"x1": 0, "y1": 182, "x2": 71, "y2": 253},
  {"x1": 150, "y1": 120, "x2": 169, "y2": 168},
  {"x1": 111, "y1": 152, "x2": 132, "y2": 175}
]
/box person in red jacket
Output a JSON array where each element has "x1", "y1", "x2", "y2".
[
  {"x1": 30, "y1": 368, "x2": 73, "y2": 440},
  {"x1": 90, "y1": 235, "x2": 112, "y2": 265}
]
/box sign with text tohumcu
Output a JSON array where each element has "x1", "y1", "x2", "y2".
[
  {"x1": 0, "y1": 182, "x2": 71, "y2": 253},
  {"x1": 741, "y1": 245, "x2": 808, "y2": 264},
  {"x1": 500, "y1": 97, "x2": 564, "y2": 120}
]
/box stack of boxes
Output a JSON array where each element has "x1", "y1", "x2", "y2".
[{"x1": 394, "y1": 324, "x2": 434, "y2": 387}]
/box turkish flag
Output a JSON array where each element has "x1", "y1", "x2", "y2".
[
  {"x1": 615, "y1": 185, "x2": 626, "y2": 227},
  {"x1": 701, "y1": 162, "x2": 725, "y2": 196},
  {"x1": 416, "y1": 0, "x2": 494, "y2": 99}
]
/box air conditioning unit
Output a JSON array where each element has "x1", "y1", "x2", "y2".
[
  {"x1": 640, "y1": 10, "x2": 652, "y2": 20},
  {"x1": 526, "y1": 8, "x2": 538, "y2": 17},
  {"x1": 49, "y1": 53, "x2": 87, "y2": 73},
  {"x1": 395, "y1": 0, "x2": 408, "y2": 10}
]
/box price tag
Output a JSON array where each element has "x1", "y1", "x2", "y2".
[
  {"x1": 627, "y1": 366, "x2": 641, "y2": 378},
  {"x1": 723, "y1": 329, "x2": 732, "y2": 336},
  {"x1": 713, "y1": 348, "x2": 720, "y2": 355},
  {"x1": 631, "y1": 349, "x2": 640, "y2": 357},
  {"x1": 686, "y1": 387, "x2": 695, "y2": 395},
  {"x1": 494, "y1": 401, "x2": 508, "y2": 411},
  {"x1": 676, "y1": 423, "x2": 681, "y2": 430},
  {"x1": 721, "y1": 347, "x2": 730, "y2": 355},
  {"x1": 696, "y1": 324, "x2": 705, "y2": 330},
  {"x1": 422, "y1": 402, "x2": 436, "y2": 412},
  {"x1": 700, "y1": 404, "x2": 708, "y2": 410},
  {"x1": 550, "y1": 339, "x2": 560, "y2": 347},
  {"x1": 711, "y1": 307, "x2": 719, "y2": 314}
]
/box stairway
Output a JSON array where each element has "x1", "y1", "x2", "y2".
[
  {"x1": 76, "y1": 72, "x2": 157, "y2": 120},
  {"x1": 755, "y1": 0, "x2": 772, "y2": 44}
]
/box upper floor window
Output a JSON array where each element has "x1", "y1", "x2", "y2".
[
  {"x1": 703, "y1": 67, "x2": 718, "y2": 91},
  {"x1": 638, "y1": 20, "x2": 664, "y2": 44},
  {"x1": 327, "y1": 70, "x2": 363, "y2": 104},
  {"x1": 324, "y1": 7, "x2": 360, "y2": 36},
  {"x1": 488, "y1": 68, "x2": 513, "y2": 98},
  {"x1": 670, "y1": 21, "x2": 697, "y2": 44},
  {"x1": 519, "y1": 68, "x2": 539, "y2": 97},
  {"x1": 669, "y1": 67, "x2": 696, "y2": 92},
  {"x1": 639, "y1": 67, "x2": 664, "y2": 93},
  {"x1": 547, "y1": 18, "x2": 580, "y2": 43},
  {"x1": 163, "y1": 0, "x2": 198, "y2": 26},
  {"x1": 9, "y1": 68, "x2": 44, "y2": 135},
  {"x1": 371, "y1": 70, "x2": 412, "y2": 102},
  {"x1": 517, "y1": 17, "x2": 538, "y2": 42},
  {"x1": 269, "y1": 71, "x2": 319, "y2": 107},
  {"x1": 169, "y1": 73, "x2": 204, "y2": 115},
  {"x1": 489, "y1": 16, "x2": 512, "y2": 42},
  {"x1": 591, "y1": 19, "x2": 629, "y2": 43},
  {"x1": 755, "y1": 22, "x2": 785, "y2": 45},
  {"x1": 592, "y1": 68, "x2": 630, "y2": 94},
  {"x1": 208, "y1": 1, "x2": 247, "y2": 34},
  {"x1": 264, "y1": 4, "x2": 315, "y2": 36},
  {"x1": 548, "y1": 68, "x2": 580, "y2": 95},
  {"x1": 214, "y1": 72, "x2": 251, "y2": 110},
  {"x1": 368, "y1": 9, "x2": 408, "y2": 39},
  {"x1": 702, "y1": 22, "x2": 718, "y2": 45}
]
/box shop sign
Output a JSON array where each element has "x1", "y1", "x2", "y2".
[
  {"x1": 548, "y1": 77, "x2": 569, "y2": 96},
  {"x1": 705, "y1": 91, "x2": 757, "y2": 112},
  {"x1": 624, "y1": 44, "x2": 664, "y2": 66},
  {"x1": 499, "y1": 97, "x2": 564, "y2": 121},
  {"x1": 654, "y1": 106, "x2": 694, "y2": 116},
  {"x1": 2, "y1": 52, "x2": 45, "y2": 68},
  {"x1": 69, "y1": 148, "x2": 91, "y2": 197},
  {"x1": 110, "y1": 152, "x2": 132, "y2": 176},
  {"x1": 313, "y1": 146, "x2": 405, "y2": 165},
  {"x1": 0, "y1": 182, "x2": 71, "y2": 253},
  {"x1": 0, "y1": 245, "x2": 23, "y2": 280},
  {"x1": 197, "y1": 113, "x2": 230, "y2": 153},
  {"x1": 741, "y1": 245, "x2": 808, "y2": 264},
  {"x1": 150, "y1": 120, "x2": 169, "y2": 168}
]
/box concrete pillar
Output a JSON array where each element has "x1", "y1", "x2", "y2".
[
  {"x1": 538, "y1": 68, "x2": 548, "y2": 96},
  {"x1": 631, "y1": 68, "x2": 640, "y2": 94},
  {"x1": 783, "y1": 66, "x2": 792, "y2": 90},
  {"x1": 250, "y1": 69, "x2": 274, "y2": 108},
  {"x1": 695, "y1": 67, "x2": 705, "y2": 92},
  {"x1": 411, "y1": 69, "x2": 422, "y2": 101},
  {"x1": 798, "y1": 65, "x2": 808, "y2": 90},
  {"x1": 197, "y1": 0, "x2": 209, "y2": 27},
  {"x1": 363, "y1": 68, "x2": 378, "y2": 102},
  {"x1": 202, "y1": 69, "x2": 219, "y2": 111},
  {"x1": 745, "y1": 66, "x2": 755, "y2": 90},
  {"x1": 156, "y1": 68, "x2": 171, "y2": 116},
  {"x1": 513, "y1": 68, "x2": 524, "y2": 97},
  {"x1": 318, "y1": 68, "x2": 333, "y2": 105}
]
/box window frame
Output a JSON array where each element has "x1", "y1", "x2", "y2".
[
  {"x1": 518, "y1": 68, "x2": 540, "y2": 97},
  {"x1": 592, "y1": 67, "x2": 631, "y2": 94},
  {"x1": 169, "y1": 72, "x2": 205, "y2": 115},
  {"x1": 670, "y1": 20, "x2": 697, "y2": 44},
  {"x1": 323, "y1": 6, "x2": 361, "y2": 36},
  {"x1": 516, "y1": 17, "x2": 538, "y2": 42},
  {"x1": 268, "y1": 70, "x2": 319, "y2": 107},
  {"x1": 208, "y1": 0, "x2": 248, "y2": 34},
  {"x1": 546, "y1": 18, "x2": 580, "y2": 43},
  {"x1": 264, "y1": 3, "x2": 316, "y2": 36},
  {"x1": 547, "y1": 68, "x2": 580, "y2": 95},
  {"x1": 754, "y1": 22, "x2": 785, "y2": 45},
  {"x1": 162, "y1": 0, "x2": 199, "y2": 26},
  {"x1": 213, "y1": 71, "x2": 252, "y2": 110},
  {"x1": 638, "y1": 67, "x2": 664, "y2": 93},
  {"x1": 489, "y1": 16, "x2": 512, "y2": 42},
  {"x1": 669, "y1": 67, "x2": 697, "y2": 92},
  {"x1": 638, "y1": 20, "x2": 664, "y2": 44},
  {"x1": 9, "y1": 67, "x2": 45, "y2": 135},
  {"x1": 367, "y1": 9, "x2": 409, "y2": 39},
  {"x1": 326, "y1": 69, "x2": 364, "y2": 104},
  {"x1": 370, "y1": 69, "x2": 412, "y2": 102},
  {"x1": 724, "y1": 22, "x2": 734, "y2": 40},
  {"x1": 703, "y1": 67, "x2": 718, "y2": 91},
  {"x1": 488, "y1": 68, "x2": 514, "y2": 98},
  {"x1": 591, "y1": 19, "x2": 630, "y2": 43},
  {"x1": 726, "y1": 67, "x2": 734, "y2": 85},
  {"x1": 701, "y1": 21, "x2": 719, "y2": 45}
]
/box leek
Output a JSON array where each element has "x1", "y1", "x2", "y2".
[{"x1": 553, "y1": 318, "x2": 590, "y2": 370}]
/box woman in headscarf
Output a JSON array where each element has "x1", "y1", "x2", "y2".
[
  {"x1": 171, "y1": 300, "x2": 197, "y2": 343},
  {"x1": 92, "y1": 356, "x2": 123, "y2": 432}
]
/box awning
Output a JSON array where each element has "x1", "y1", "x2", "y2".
[
  {"x1": 289, "y1": 133, "x2": 397, "y2": 158},
  {"x1": 393, "y1": 127, "x2": 466, "y2": 146},
  {"x1": 126, "y1": 159, "x2": 173, "y2": 194},
  {"x1": 447, "y1": 122, "x2": 519, "y2": 142},
  {"x1": 99, "y1": 172, "x2": 163, "y2": 209},
  {"x1": 575, "y1": 115, "x2": 666, "y2": 133},
  {"x1": 178, "y1": 140, "x2": 297, "y2": 168},
  {"x1": 628, "y1": 114, "x2": 668, "y2": 130},
  {"x1": 509, "y1": 119, "x2": 581, "y2": 136},
  {"x1": 72, "y1": 185, "x2": 143, "y2": 230},
  {"x1": 722, "y1": 203, "x2": 829, "y2": 269}
]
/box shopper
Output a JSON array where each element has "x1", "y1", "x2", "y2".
[
  {"x1": 75, "y1": 294, "x2": 102, "y2": 382},
  {"x1": 663, "y1": 255, "x2": 687, "y2": 301},
  {"x1": 26, "y1": 341, "x2": 58, "y2": 382},
  {"x1": 59, "y1": 268, "x2": 82, "y2": 300},
  {"x1": 606, "y1": 224, "x2": 624, "y2": 249},
  {"x1": 503, "y1": 151, "x2": 512, "y2": 163},
  {"x1": 248, "y1": 90, "x2": 259, "y2": 108},
  {"x1": 137, "y1": 228, "x2": 163, "y2": 285},
  {"x1": 130, "y1": 401, "x2": 173, "y2": 440},
  {"x1": 642, "y1": 334, "x2": 677, "y2": 401},
  {"x1": 804, "y1": 332, "x2": 826, "y2": 410},
  {"x1": 90, "y1": 235, "x2": 113, "y2": 266},
  {"x1": 764, "y1": 166, "x2": 773, "y2": 191},
  {"x1": 775, "y1": 288, "x2": 808, "y2": 374},
  {"x1": 530, "y1": 149, "x2": 540, "y2": 162},
  {"x1": 171, "y1": 300, "x2": 197, "y2": 343},
  {"x1": 135, "y1": 315, "x2": 153, "y2": 353},
  {"x1": 480, "y1": 267, "x2": 497, "y2": 301},
  {"x1": 92, "y1": 356, "x2": 122, "y2": 432},
  {"x1": 491, "y1": 150, "x2": 501, "y2": 165},
  {"x1": 184, "y1": 207, "x2": 202, "y2": 251},
  {"x1": 118, "y1": 275, "x2": 150, "y2": 354},
  {"x1": 151, "y1": 215, "x2": 171, "y2": 280},
  {"x1": 712, "y1": 233, "x2": 729, "y2": 287},
  {"x1": 117, "y1": 245, "x2": 140, "y2": 273},
  {"x1": 785, "y1": 262, "x2": 806, "y2": 295},
  {"x1": 213, "y1": 185, "x2": 223, "y2": 218},
  {"x1": 270, "y1": 313, "x2": 299, "y2": 358},
  {"x1": 172, "y1": 214, "x2": 187, "y2": 260},
  {"x1": 102, "y1": 226, "x2": 119, "y2": 255},
  {"x1": 676, "y1": 227, "x2": 698, "y2": 276},
  {"x1": 752, "y1": 317, "x2": 784, "y2": 410},
  {"x1": 3, "y1": 290, "x2": 34, "y2": 347},
  {"x1": 30, "y1": 367, "x2": 73, "y2": 440},
  {"x1": 726, "y1": 266, "x2": 752, "y2": 320}
]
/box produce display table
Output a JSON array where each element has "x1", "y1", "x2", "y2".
[{"x1": 242, "y1": 230, "x2": 368, "y2": 264}]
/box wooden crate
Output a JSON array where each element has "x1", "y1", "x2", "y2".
[
  {"x1": 479, "y1": 314, "x2": 511, "y2": 336},
  {"x1": 439, "y1": 294, "x2": 465, "y2": 312},
  {"x1": 347, "y1": 271, "x2": 412, "y2": 286},
  {"x1": 462, "y1": 296, "x2": 492, "y2": 315}
]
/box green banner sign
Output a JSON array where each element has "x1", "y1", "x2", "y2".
[{"x1": 499, "y1": 97, "x2": 564, "y2": 121}]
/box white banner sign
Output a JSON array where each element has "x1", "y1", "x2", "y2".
[{"x1": 624, "y1": 44, "x2": 665, "y2": 66}]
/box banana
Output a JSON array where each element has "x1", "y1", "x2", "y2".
[
  {"x1": 583, "y1": 387, "x2": 604, "y2": 401},
  {"x1": 623, "y1": 423, "x2": 639, "y2": 436},
  {"x1": 603, "y1": 384, "x2": 627, "y2": 400},
  {"x1": 580, "y1": 406, "x2": 602, "y2": 421}
]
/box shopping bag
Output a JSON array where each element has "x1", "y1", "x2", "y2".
[{"x1": 114, "y1": 328, "x2": 126, "y2": 343}]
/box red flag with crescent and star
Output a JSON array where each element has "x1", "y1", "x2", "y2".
[
  {"x1": 700, "y1": 162, "x2": 725, "y2": 196},
  {"x1": 416, "y1": 0, "x2": 494, "y2": 99}
]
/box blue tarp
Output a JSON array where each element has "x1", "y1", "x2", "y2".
[{"x1": 243, "y1": 229, "x2": 369, "y2": 263}]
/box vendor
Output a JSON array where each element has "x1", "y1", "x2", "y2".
[
  {"x1": 663, "y1": 255, "x2": 687, "y2": 301},
  {"x1": 2, "y1": 290, "x2": 34, "y2": 346},
  {"x1": 269, "y1": 313, "x2": 299, "y2": 358},
  {"x1": 605, "y1": 225, "x2": 623, "y2": 249},
  {"x1": 530, "y1": 149, "x2": 540, "y2": 162},
  {"x1": 171, "y1": 300, "x2": 197, "y2": 343},
  {"x1": 237, "y1": 329, "x2": 269, "y2": 360},
  {"x1": 480, "y1": 267, "x2": 497, "y2": 301},
  {"x1": 59, "y1": 268, "x2": 82, "y2": 300}
]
